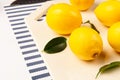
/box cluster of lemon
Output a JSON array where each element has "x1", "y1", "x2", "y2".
[{"x1": 46, "y1": 0, "x2": 120, "y2": 60}]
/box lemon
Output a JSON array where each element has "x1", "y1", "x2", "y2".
[
  {"x1": 108, "y1": 0, "x2": 120, "y2": 1},
  {"x1": 69, "y1": 0, "x2": 94, "y2": 11},
  {"x1": 108, "y1": 22, "x2": 120, "y2": 52},
  {"x1": 94, "y1": 1, "x2": 120, "y2": 27},
  {"x1": 46, "y1": 3, "x2": 82, "y2": 35},
  {"x1": 69, "y1": 27, "x2": 103, "y2": 60}
]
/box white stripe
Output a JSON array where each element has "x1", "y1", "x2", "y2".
[
  {"x1": 21, "y1": 46, "x2": 38, "y2": 52},
  {"x1": 10, "y1": 21, "x2": 25, "y2": 26},
  {"x1": 14, "y1": 32, "x2": 30, "y2": 38},
  {"x1": 6, "y1": 7, "x2": 37, "y2": 14},
  {"x1": 19, "y1": 41, "x2": 35, "y2": 47},
  {"x1": 25, "y1": 57, "x2": 43, "y2": 64},
  {"x1": 8, "y1": 13, "x2": 30, "y2": 18},
  {"x1": 23, "y1": 51, "x2": 40, "y2": 58},
  {"x1": 16, "y1": 35, "x2": 32, "y2": 41},
  {"x1": 13, "y1": 28, "x2": 29, "y2": 33},
  {"x1": 13, "y1": 26, "x2": 28, "y2": 31},
  {"x1": 8, "y1": 16, "x2": 26, "y2": 22},
  {"x1": 30, "y1": 69, "x2": 49, "y2": 77},
  {"x1": 27, "y1": 62, "x2": 46, "y2": 70},
  {"x1": 7, "y1": 10, "x2": 34, "y2": 16},
  {"x1": 37, "y1": 76, "x2": 52, "y2": 80}
]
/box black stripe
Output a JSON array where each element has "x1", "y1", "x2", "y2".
[
  {"x1": 6, "y1": 8, "x2": 36, "y2": 14},
  {"x1": 4, "y1": 4, "x2": 41, "y2": 11},
  {"x1": 32, "y1": 73, "x2": 50, "y2": 80},
  {"x1": 24, "y1": 54, "x2": 41, "y2": 60},
  {"x1": 14, "y1": 30, "x2": 29, "y2": 35},
  {"x1": 29, "y1": 66, "x2": 47, "y2": 73},
  {"x1": 11, "y1": 22, "x2": 25, "y2": 26},
  {"x1": 16, "y1": 34, "x2": 31, "y2": 39},
  {"x1": 18, "y1": 39, "x2": 33, "y2": 44},
  {"x1": 20, "y1": 44, "x2": 36, "y2": 49},
  {"x1": 13, "y1": 26, "x2": 27, "y2": 30},
  {"x1": 10, "y1": 18, "x2": 24, "y2": 22},
  {"x1": 8, "y1": 13, "x2": 30, "y2": 18},
  {"x1": 27, "y1": 60, "x2": 44, "y2": 67},
  {"x1": 22, "y1": 49, "x2": 38, "y2": 55}
]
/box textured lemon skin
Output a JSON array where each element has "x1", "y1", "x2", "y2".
[
  {"x1": 69, "y1": 27, "x2": 103, "y2": 60},
  {"x1": 46, "y1": 3, "x2": 82, "y2": 35},
  {"x1": 70, "y1": 0, "x2": 95, "y2": 11},
  {"x1": 94, "y1": 1, "x2": 120, "y2": 27},
  {"x1": 108, "y1": 22, "x2": 120, "y2": 52}
]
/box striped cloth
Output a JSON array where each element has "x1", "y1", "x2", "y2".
[{"x1": 4, "y1": 2, "x2": 53, "y2": 80}]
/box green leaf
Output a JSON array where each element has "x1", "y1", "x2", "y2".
[
  {"x1": 44, "y1": 37, "x2": 67, "y2": 54},
  {"x1": 84, "y1": 20, "x2": 100, "y2": 33},
  {"x1": 96, "y1": 61, "x2": 120, "y2": 78}
]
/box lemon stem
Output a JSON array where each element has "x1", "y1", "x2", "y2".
[
  {"x1": 92, "y1": 53, "x2": 98, "y2": 58},
  {"x1": 84, "y1": 20, "x2": 100, "y2": 33}
]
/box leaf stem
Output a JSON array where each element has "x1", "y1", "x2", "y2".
[{"x1": 84, "y1": 20, "x2": 100, "y2": 33}]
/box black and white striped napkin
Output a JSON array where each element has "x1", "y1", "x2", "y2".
[{"x1": 4, "y1": 2, "x2": 53, "y2": 80}]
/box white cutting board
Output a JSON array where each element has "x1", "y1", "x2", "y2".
[{"x1": 25, "y1": 0, "x2": 120, "y2": 80}]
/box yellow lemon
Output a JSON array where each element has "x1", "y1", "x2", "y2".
[
  {"x1": 94, "y1": 1, "x2": 120, "y2": 27},
  {"x1": 69, "y1": 27, "x2": 103, "y2": 60},
  {"x1": 108, "y1": 0, "x2": 120, "y2": 1},
  {"x1": 46, "y1": 3, "x2": 82, "y2": 35},
  {"x1": 108, "y1": 22, "x2": 120, "y2": 52},
  {"x1": 69, "y1": 0, "x2": 94, "y2": 11}
]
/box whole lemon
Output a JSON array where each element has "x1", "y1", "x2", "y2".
[
  {"x1": 69, "y1": 27, "x2": 103, "y2": 60},
  {"x1": 46, "y1": 3, "x2": 82, "y2": 35},
  {"x1": 108, "y1": 22, "x2": 120, "y2": 52},
  {"x1": 69, "y1": 0, "x2": 94, "y2": 11},
  {"x1": 108, "y1": 0, "x2": 120, "y2": 1},
  {"x1": 94, "y1": 1, "x2": 120, "y2": 27}
]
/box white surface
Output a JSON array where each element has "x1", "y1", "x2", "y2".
[
  {"x1": 0, "y1": 1, "x2": 31, "y2": 80},
  {"x1": 25, "y1": 0, "x2": 120, "y2": 80},
  {"x1": 1, "y1": 0, "x2": 120, "y2": 80}
]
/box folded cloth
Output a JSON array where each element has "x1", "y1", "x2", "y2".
[{"x1": 11, "y1": 0, "x2": 51, "y2": 6}]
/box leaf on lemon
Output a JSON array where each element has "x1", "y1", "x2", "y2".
[
  {"x1": 84, "y1": 20, "x2": 100, "y2": 33},
  {"x1": 96, "y1": 61, "x2": 120, "y2": 78},
  {"x1": 44, "y1": 37, "x2": 67, "y2": 54}
]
